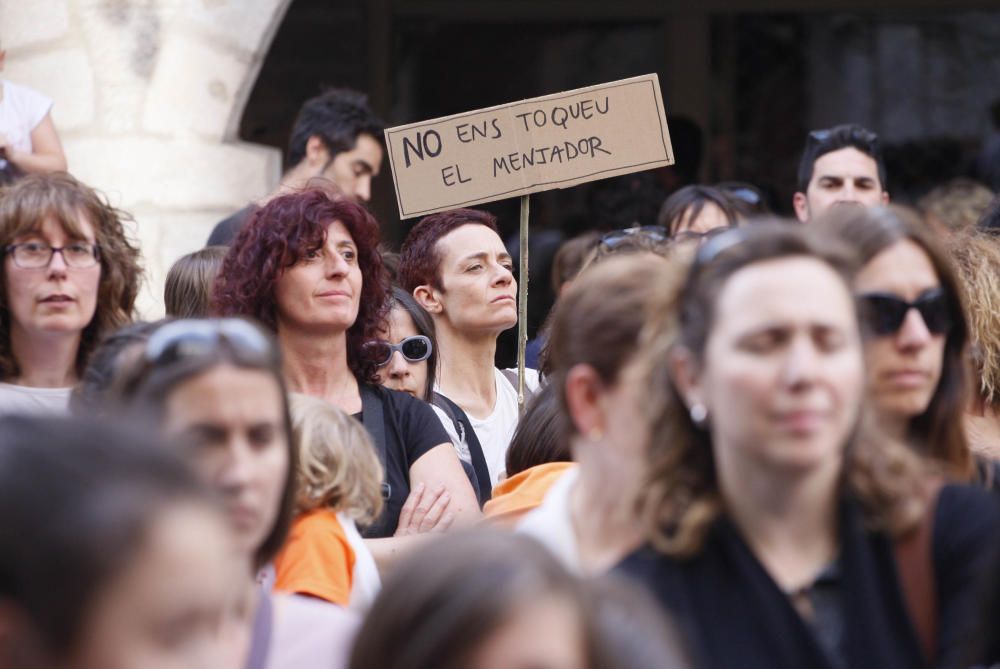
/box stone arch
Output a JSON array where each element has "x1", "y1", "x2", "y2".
[{"x1": 1, "y1": 0, "x2": 293, "y2": 315}]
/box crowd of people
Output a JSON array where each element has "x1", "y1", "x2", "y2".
[{"x1": 4, "y1": 72, "x2": 1000, "y2": 669}]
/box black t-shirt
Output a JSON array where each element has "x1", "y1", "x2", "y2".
[
  {"x1": 354, "y1": 384, "x2": 449, "y2": 538},
  {"x1": 206, "y1": 204, "x2": 258, "y2": 246}
]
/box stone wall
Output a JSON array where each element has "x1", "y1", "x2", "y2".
[{"x1": 1, "y1": 0, "x2": 292, "y2": 316}]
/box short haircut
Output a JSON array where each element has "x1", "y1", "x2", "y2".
[
  {"x1": 164, "y1": 246, "x2": 228, "y2": 318},
  {"x1": 504, "y1": 383, "x2": 571, "y2": 477},
  {"x1": 0, "y1": 173, "x2": 143, "y2": 380},
  {"x1": 656, "y1": 185, "x2": 740, "y2": 236},
  {"x1": 288, "y1": 393, "x2": 384, "y2": 525},
  {"x1": 0, "y1": 415, "x2": 211, "y2": 657},
  {"x1": 796, "y1": 124, "x2": 887, "y2": 194},
  {"x1": 397, "y1": 208, "x2": 499, "y2": 293},
  {"x1": 286, "y1": 88, "x2": 384, "y2": 169}
]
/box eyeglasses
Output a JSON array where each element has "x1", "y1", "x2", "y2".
[
  {"x1": 600, "y1": 226, "x2": 668, "y2": 250},
  {"x1": 4, "y1": 242, "x2": 100, "y2": 269},
  {"x1": 363, "y1": 335, "x2": 432, "y2": 366},
  {"x1": 144, "y1": 318, "x2": 277, "y2": 368},
  {"x1": 858, "y1": 289, "x2": 952, "y2": 337}
]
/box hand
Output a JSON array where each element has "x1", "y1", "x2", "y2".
[{"x1": 393, "y1": 482, "x2": 455, "y2": 536}]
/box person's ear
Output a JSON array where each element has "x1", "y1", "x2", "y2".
[
  {"x1": 304, "y1": 135, "x2": 330, "y2": 168},
  {"x1": 792, "y1": 191, "x2": 810, "y2": 223},
  {"x1": 669, "y1": 346, "x2": 705, "y2": 415},
  {"x1": 413, "y1": 284, "x2": 443, "y2": 315},
  {"x1": 564, "y1": 363, "x2": 606, "y2": 440},
  {"x1": 881, "y1": 190, "x2": 890, "y2": 205}
]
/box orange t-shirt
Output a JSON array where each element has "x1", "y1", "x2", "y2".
[
  {"x1": 483, "y1": 462, "x2": 576, "y2": 528},
  {"x1": 273, "y1": 508, "x2": 354, "y2": 606}
]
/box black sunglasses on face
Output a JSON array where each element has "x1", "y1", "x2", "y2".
[
  {"x1": 144, "y1": 318, "x2": 277, "y2": 367},
  {"x1": 858, "y1": 289, "x2": 952, "y2": 337},
  {"x1": 364, "y1": 335, "x2": 432, "y2": 367}
]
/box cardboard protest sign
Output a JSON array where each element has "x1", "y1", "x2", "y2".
[{"x1": 385, "y1": 74, "x2": 673, "y2": 219}]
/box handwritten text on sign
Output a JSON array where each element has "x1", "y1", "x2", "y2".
[{"x1": 385, "y1": 74, "x2": 673, "y2": 219}]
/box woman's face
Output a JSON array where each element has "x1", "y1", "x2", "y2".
[
  {"x1": 428, "y1": 224, "x2": 517, "y2": 335},
  {"x1": 376, "y1": 306, "x2": 429, "y2": 400},
  {"x1": 854, "y1": 239, "x2": 947, "y2": 424},
  {"x1": 71, "y1": 504, "x2": 237, "y2": 669},
  {"x1": 684, "y1": 256, "x2": 864, "y2": 478},
  {"x1": 467, "y1": 595, "x2": 587, "y2": 669},
  {"x1": 162, "y1": 365, "x2": 289, "y2": 564},
  {"x1": 274, "y1": 221, "x2": 363, "y2": 335},
  {"x1": 3, "y1": 215, "x2": 101, "y2": 341}
]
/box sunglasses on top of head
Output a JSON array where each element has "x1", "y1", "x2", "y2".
[
  {"x1": 364, "y1": 335, "x2": 432, "y2": 367},
  {"x1": 858, "y1": 289, "x2": 952, "y2": 337}
]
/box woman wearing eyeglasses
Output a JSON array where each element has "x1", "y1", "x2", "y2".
[
  {"x1": 618, "y1": 223, "x2": 1000, "y2": 669},
  {"x1": 114, "y1": 318, "x2": 358, "y2": 669},
  {"x1": 0, "y1": 173, "x2": 141, "y2": 414},
  {"x1": 214, "y1": 190, "x2": 479, "y2": 548},
  {"x1": 370, "y1": 287, "x2": 492, "y2": 506},
  {"x1": 822, "y1": 206, "x2": 982, "y2": 485}
]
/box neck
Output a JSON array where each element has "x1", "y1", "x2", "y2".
[
  {"x1": 9, "y1": 324, "x2": 80, "y2": 387},
  {"x1": 877, "y1": 410, "x2": 910, "y2": 445},
  {"x1": 270, "y1": 163, "x2": 318, "y2": 200},
  {"x1": 720, "y1": 453, "x2": 840, "y2": 592},
  {"x1": 434, "y1": 320, "x2": 500, "y2": 418},
  {"x1": 278, "y1": 325, "x2": 359, "y2": 411},
  {"x1": 569, "y1": 440, "x2": 646, "y2": 573}
]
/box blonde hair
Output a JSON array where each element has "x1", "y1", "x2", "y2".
[
  {"x1": 288, "y1": 393, "x2": 383, "y2": 524},
  {"x1": 950, "y1": 230, "x2": 1000, "y2": 405},
  {"x1": 918, "y1": 178, "x2": 994, "y2": 234}
]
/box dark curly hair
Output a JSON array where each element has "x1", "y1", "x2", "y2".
[
  {"x1": 0, "y1": 173, "x2": 143, "y2": 380},
  {"x1": 213, "y1": 189, "x2": 390, "y2": 383}
]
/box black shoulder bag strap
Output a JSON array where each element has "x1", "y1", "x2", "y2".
[
  {"x1": 500, "y1": 368, "x2": 537, "y2": 404},
  {"x1": 359, "y1": 384, "x2": 389, "y2": 497},
  {"x1": 434, "y1": 392, "x2": 492, "y2": 504}
]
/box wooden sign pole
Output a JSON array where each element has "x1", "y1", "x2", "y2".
[{"x1": 517, "y1": 194, "x2": 529, "y2": 416}]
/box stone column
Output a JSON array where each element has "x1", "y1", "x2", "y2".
[{"x1": 1, "y1": 0, "x2": 292, "y2": 316}]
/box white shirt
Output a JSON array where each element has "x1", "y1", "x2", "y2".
[
  {"x1": 0, "y1": 383, "x2": 72, "y2": 416},
  {"x1": 0, "y1": 79, "x2": 52, "y2": 154},
  {"x1": 338, "y1": 512, "x2": 380, "y2": 612},
  {"x1": 450, "y1": 367, "x2": 540, "y2": 486},
  {"x1": 517, "y1": 467, "x2": 581, "y2": 573}
]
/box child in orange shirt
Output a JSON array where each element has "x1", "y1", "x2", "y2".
[{"x1": 274, "y1": 394, "x2": 384, "y2": 611}]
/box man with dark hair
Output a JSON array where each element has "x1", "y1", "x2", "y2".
[
  {"x1": 793, "y1": 123, "x2": 889, "y2": 223},
  {"x1": 207, "y1": 88, "x2": 384, "y2": 245}
]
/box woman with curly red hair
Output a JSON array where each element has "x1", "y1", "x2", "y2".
[{"x1": 214, "y1": 189, "x2": 479, "y2": 553}]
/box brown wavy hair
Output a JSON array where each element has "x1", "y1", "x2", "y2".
[
  {"x1": 821, "y1": 205, "x2": 973, "y2": 480},
  {"x1": 213, "y1": 189, "x2": 390, "y2": 384},
  {"x1": 0, "y1": 173, "x2": 142, "y2": 380},
  {"x1": 638, "y1": 223, "x2": 926, "y2": 558},
  {"x1": 950, "y1": 230, "x2": 1000, "y2": 406}
]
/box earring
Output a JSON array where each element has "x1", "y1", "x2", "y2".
[{"x1": 689, "y1": 403, "x2": 708, "y2": 427}]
